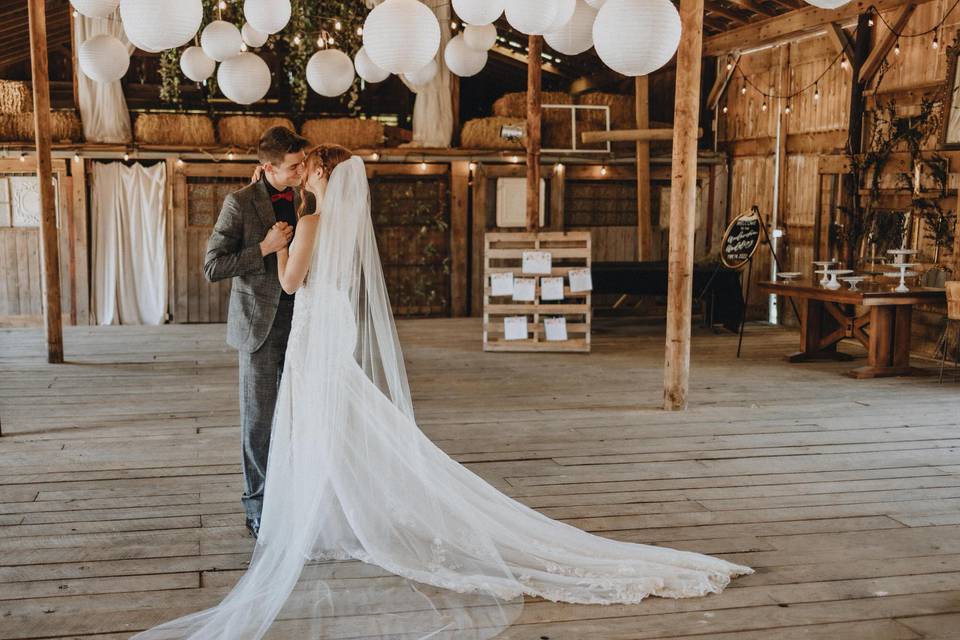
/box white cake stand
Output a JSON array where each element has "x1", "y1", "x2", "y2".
[
  {"x1": 823, "y1": 269, "x2": 854, "y2": 290},
  {"x1": 840, "y1": 276, "x2": 866, "y2": 291},
  {"x1": 813, "y1": 261, "x2": 836, "y2": 286}
]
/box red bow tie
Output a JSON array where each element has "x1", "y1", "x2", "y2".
[{"x1": 271, "y1": 190, "x2": 294, "y2": 202}]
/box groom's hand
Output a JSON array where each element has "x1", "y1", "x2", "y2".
[{"x1": 260, "y1": 222, "x2": 293, "y2": 256}]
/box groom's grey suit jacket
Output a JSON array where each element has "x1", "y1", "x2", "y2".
[{"x1": 203, "y1": 180, "x2": 304, "y2": 353}]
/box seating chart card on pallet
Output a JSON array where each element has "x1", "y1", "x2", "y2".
[{"x1": 483, "y1": 231, "x2": 592, "y2": 353}]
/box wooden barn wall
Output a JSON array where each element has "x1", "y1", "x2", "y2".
[{"x1": 717, "y1": 0, "x2": 960, "y2": 355}]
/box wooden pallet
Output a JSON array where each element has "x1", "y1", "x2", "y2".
[{"x1": 483, "y1": 231, "x2": 591, "y2": 352}]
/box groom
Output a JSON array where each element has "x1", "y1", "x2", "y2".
[{"x1": 204, "y1": 126, "x2": 310, "y2": 538}]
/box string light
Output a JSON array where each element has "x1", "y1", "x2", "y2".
[
  {"x1": 451, "y1": 21, "x2": 458, "y2": 30},
  {"x1": 814, "y1": 83, "x2": 820, "y2": 101},
  {"x1": 600, "y1": 164, "x2": 608, "y2": 176},
  {"x1": 554, "y1": 162, "x2": 564, "y2": 173},
  {"x1": 840, "y1": 55, "x2": 848, "y2": 71},
  {"x1": 123, "y1": 151, "x2": 130, "y2": 161},
  {"x1": 420, "y1": 160, "x2": 427, "y2": 170},
  {"x1": 218, "y1": 0, "x2": 226, "y2": 10},
  {"x1": 176, "y1": 157, "x2": 185, "y2": 168},
  {"x1": 868, "y1": 17, "x2": 875, "y2": 27},
  {"x1": 468, "y1": 161, "x2": 477, "y2": 171},
  {"x1": 894, "y1": 39, "x2": 901, "y2": 55},
  {"x1": 932, "y1": 33, "x2": 939, "y2": 49},
  {"x1": 722, "y1": 105, "x2": 728, "y2": 114},
  {"x1": 317, "y1": 34, "x2": 325, "y2": 47},
  {"x1": 784, "y1": 103, "x2": 791, "y2": 114},
  {"x1": 371, "y1": 152, "x2": 380, "y2": 161},
  {"x1": 19, "y1": 152, "x2": 26, "y2": 163},
  {"x1": 334, "y1": 20, "x2": 342, "y2": 31},
  {"x1": 356, "y1": 26, "x2": 363, "y2": 36},
  {"x1": 761, "y1": 101, "x2": 767, "y2": 112},
  {"x1": 73, "y1": 152, "x2": 81, "y2": 162},
  {"x1": 293, "y1": 34, "x2": 302, "y2": 45},
  {"x1": 227, "y1": 151, "x2": 235, "y2": 161},
  {"x1": 740, "y1": 84, "x2": 746, "y2": 95}
]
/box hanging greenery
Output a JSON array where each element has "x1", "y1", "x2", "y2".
[{"x1": 158, "y1": 49, "x2": 182, "y2": 105}]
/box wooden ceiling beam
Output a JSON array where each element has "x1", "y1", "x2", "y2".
[
  {"x1": 703, "y1": 0, "x2": 933, "y2": 56},
  {"x1": 825, "y1": 21, "x2": 854, "y2": 60},
  {"x1": 859, "y1": 4, "x2": 916, "y2": 83},
  {"x1": 722, "y1": 0, "x2": 777, "y2": 17}
]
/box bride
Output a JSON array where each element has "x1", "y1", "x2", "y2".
[{"x1": 133, "y1": 145, "x2": 751, "y2": 639}]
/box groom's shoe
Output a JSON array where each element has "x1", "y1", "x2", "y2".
[{"x1": 245, "y1": 516, "x2": 261, "y2": 538}]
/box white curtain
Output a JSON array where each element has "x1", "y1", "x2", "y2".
[
  {"x1": 74, "y1": 12, "x2": 134, "y2": 143},
  {"x1": 369, "y1": 0, "x2": 454, "y2": 147},
  {"x1": 91, "y1": 162, "x2": 167, "y2": 325}
]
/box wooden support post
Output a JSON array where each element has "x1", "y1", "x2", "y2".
[
  {"x1": 450, "y1": 161, "x2": 469, "y2": 317},
  {"x1": 636, "y1": 75, "x2": 652, "y2": 261},
  {"x1": 526, "y1": 35, "x2": 542, "y2": 232},
  {"x1": 663, "y1": 0, "x2": 704, "y2": 411},
  {"x1": 28, "y1": 0, "x2": 65, "y2": 364}
]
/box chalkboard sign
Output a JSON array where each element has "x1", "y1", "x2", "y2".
[{"x1": 721, "y1": 207, "x2": 763, "y2": 269}]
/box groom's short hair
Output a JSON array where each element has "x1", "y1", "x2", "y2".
[{"x1": 258, "y1": 126, "x2": 309, "y2": 166}]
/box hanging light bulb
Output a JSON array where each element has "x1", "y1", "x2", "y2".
[
  {"x1": 218, "y1": 0, "x2": 226, "y2": 9},
  {"x1": 73, "y1": 152, "x2": 81, "y2": 162},
  {"x1": 317, "y1": 34, "x2": 325, "y2": 47},
  {"x1": 371, "y1": 152, "x2": 380, "y2": 161},
  {"x1": 933, "y1": 33, "x2": 939, "y2": 50},
  {"x1": 451, "y1": 20, "x2": 458, "y2": 30},
  {"x1": 868, "y1": 14, "x2": 874, "y2": 27},
  {"x1": 814, "y1": 83, "x2": 820, "y2": 102},
  {"x1": 176, "y1": 157, "x2": 185, "y2": 168},
  {"x1": 293, "y1": 33, "x2": 302, "y2": 45},
  {"x1": 123, "y1": 151, "x2": 130, "y2": 161},
  {"x1": 740, "y1": 84, "x2": 746, "y2": 95},
  {"x1": 356, "y1": 26, "x2": 363, "y2": 36},
  {"x1": 726, "y1": 57, "x2": 733, "y2": 71},
  {"x1": 761, "y1": 101, "x2": 767, "y2": 112},
  {"x1": 327, "y1": 36, "x2": 335, "y2": 45},
  {"x1": 18, "y1": 152, "x2": 26, "y2": 163},
  {"x1": 840, "y1": 55, "x2": 848, "y2": 71},
  {"x1": 334, "y1": 20, "x2": 342, "y2": 31},
  {"x1": 554, "y1": 162, "x2": 564, "y2": 173},
  {"x1": 784, "y1": 102, "x2": 791, "y2": 114},
  {"x1": 72, "y1": 9, "x2": 79, "y2": 17},
  {"x1": 894, "y1": 40, "x2": 900, "y2": 56},
  {"x1": 227, "y1": 151, "x2": 235, "y2": 160},
  {"x1": 722, "y1": 105, "x2": 728, "y2": 114},
  {"x1": 600, "y1": 164, "x2": 608, "y2": 176},
  {"x1": 420, "y1": 160, "x2": 428, "y2": 170}
]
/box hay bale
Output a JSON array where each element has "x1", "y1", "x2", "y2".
[
  {"x1": 492, "y1": 91, "x2": 574, "y2": 149},
  {"x1": 218, "y1": 116, "x2": 296, "y2": 149},
  {"x1": 301, "y1": 118, "x2": 384, "y2": 149},
  {"x1": 0, "y1": 111, "x2": 83, "y2": 142},
  {"x1": 0, "y1": 80, "x2": 31, "y2": 114},
  {"x1": 461, "y1": 116, "x2": 527, "y2": 150},
  {"x1": 134, "y1": 113, "x2": 216, "y2": 146},
  {"x1": 577, "y1": 92, "x2": 635, "y2": 151}
]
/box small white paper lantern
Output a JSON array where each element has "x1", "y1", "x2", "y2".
[
  {"x1": 403, "y1": 58, "x2": 438, "y2": 87},
  {"x1": 444, "y1": 34, "x2": 487, "y2": 77},
  {"x1": 452, "y1": 0, "x2": 504, "y2": 25},
  {"x1": 363, "y1": 0, "x2": 441, "y2": 74},
  {"x1": 241, "y1": 22, "x2": 268, "y2": 48},
  {"x1": 243, "y1": 0, "x2": 291, "y2": 35},
  {"x1": 70, "y1": 0, "x2": 119, "y2": 18},
  {"x1": 180, "y1": 45, "x2": 216, "y2": 82},
  {"x1": 306, "y1": 49, "x2": 355, "y2": 97},
  {"x1": 545, "y1": 0, "x2": 597, "y2": 56},
  {"x1": 593, "y1": 0, "x2": 680, "y2": 77},
  {"x1": 78, "y1": 34, "x2": 129, "y2": 82},
  {"x1": 505, "y1": 0, "x2": 568, "y2": 35},
  {"x1": 463, "y1": 23, "x2": 497, "y2": 51},
  {"x1": 802, "y1": 0, "x2": 852, "y2": 7},
  {"x1": 120, "y1": 0, "x2": 203, "y2": 52},
  {"x1": 201, "y1": 20, "x2": 243, "y2": 62},
  {"x1": 585, "y1": 0, "x2": 606, "y2": 7},
  {"x1": 218, "y1": 51, "x2": 271, "y2": 104},
  {"x1": 354, "y1": 47, "x2": 390, "y2": 83}
]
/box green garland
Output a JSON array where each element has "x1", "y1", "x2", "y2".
[{"x1": 158, "y1": 49, "x2": 182, "y2": 105}]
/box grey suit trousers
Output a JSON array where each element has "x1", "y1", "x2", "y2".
[{"x1": 238, "y1": 297, "x2": 294, "y2": 521}]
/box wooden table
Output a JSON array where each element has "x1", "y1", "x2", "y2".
[{"x1": 759, "y1": 280, "x2": 946, "y2": 378}]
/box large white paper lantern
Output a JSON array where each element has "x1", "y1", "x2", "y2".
[
  {"x1": 505, "y1": 0, "x2": 572, "y2": 35},
  {"x1": 241, "y1": 22, "x2": 269, "y2": 48},
  {"x1": 444, "y1": 34, "x2": 487, "y2": 77},
  {"x1": 354, "y1": 47, "x2": 390, "y2": 83},
  {"x1": 545, "y1": 0, "x2": 597, "y2": 55},
  {"x1": 119, "y1": 0, "x2": 203, "y2": 52},
  {"x1": 78, "y1": 34, "x2": 129, "y2": 82},
  {"x1": 403, "y1": 58, "x2": 438, "y2": 86},
  {"x1": 306, "y1": 49, "x2": 355, "y2": 97},
  {"x1": 70, "y1": 0, "x2": 119, "y2": 18},
  {"x1": 593, "y1": 0, "x2": 680, "y2": 77},
  {"x1": 180, "y1": 46, "x2": 216, "y2": 82},
  {"x1": 802, "y1": 0, "x2": 852, "y2": 7},
  {"x1": 452, "y1": 0, "x2": 504, "y2": 25},
  {"x1": 218, "y1": 52, "x2": 271, "y2": 104},
  {"x1": 243, "y1": 0, "x2": 291, "y2": 35},
  {"x1": 363, "y1": 0, "x2": 441, "y2": 74},
  {"x1": 545, "y1": 0, "x2": 577, "y2": 32},
  {"x1": 585, "y1": 0, "x2": 606, "y2": 7},
  {"x1": 201, "y1": 20, "x2": 243, "y2": 62},
  {"x1": 464, "y1": 24, "x2": 497, "y2": 51}
]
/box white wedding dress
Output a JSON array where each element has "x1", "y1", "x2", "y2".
[{"x1": 133, "y1": 157, "x2": 751, "y2": 639}]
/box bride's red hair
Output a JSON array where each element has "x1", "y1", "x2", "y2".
[{"x1": 298, "y1": 143, "x2": 352, "y2": 218}]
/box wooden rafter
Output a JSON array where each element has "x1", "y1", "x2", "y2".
[
  {"x1": 826, "y1": 22, "x2": 855, "y2": 61},
  {"x1": 859, "y1": 4, "x2": 917, "y2": 83}
]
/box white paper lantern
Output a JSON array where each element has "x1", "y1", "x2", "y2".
[
  {"x1": 593, "y1": 0, "x2": 680, "y2": 77},
  {"x1": 463, "y1": 24, "x2": 497, "y2": 51},
  {"x1": 243, "y1": 0, "x2": 291, "y2": 35},
  {"x1": 70, "y1": 0, "x2": 119, "y2": 18},
  {"x1": 363, "y1": 0, "x2": 441, "y2": 74},
  {"x1": 201, "y1": 21, "x2": 243, "y2": 62},
  {"x1": 585, "y1": 0, "x2": 606, "y2": 7},
  {"x1": 403, "y1": 58, "x2": 438, "y2": 86},
  {"x1": 452, "y1": 0, "x2": 504, "y2": 25},
  {"x1": 545, "y1": 0, "x2": 577, "y2": 32},
  {"x1": 78, "y1": 34, "x2": 129, "y2": 82},
  {"x1": 218, "y1": 52, "x2": 271, "y2": 104},
  {"x1": 119, "y1": 0, "x2": 203, "y2": 52},
  {"x1": 354, "y1": 47, "x2": 390, "y2": 83},
  {"x1": 545, "y1": 0, "x2": 597, "y2": 55},
  {"x1": 505, "y1": 0, "x2": 570, "y2": 35},
  {"x1": 802, "y1": 0, "x2": 852, "y2": 7},
  {"x1": 241, "y1": 22, "x2": 269, "y2": 48},
  {"x1": 306, "y1": 49, "x2": 355, "y2": 97},
  {"x1": 444, "y1": 34, "x2": 487, "y2": 77},
  {"x1": 180, "y1": 46, "x2": 216, "y2": 82}
]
